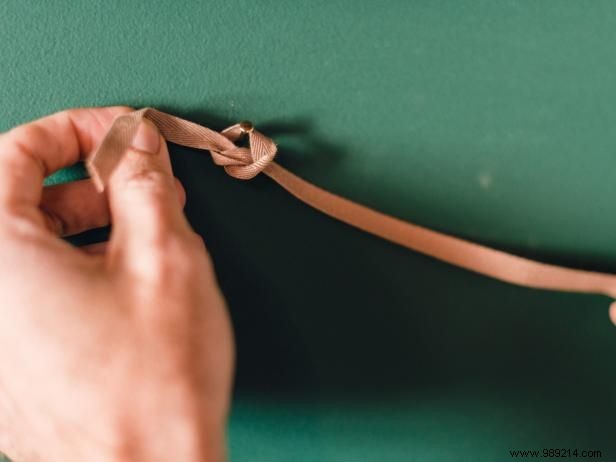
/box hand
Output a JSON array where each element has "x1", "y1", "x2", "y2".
[{"x1": 0, "y1": 107, "x2": 234, "y2": 461}]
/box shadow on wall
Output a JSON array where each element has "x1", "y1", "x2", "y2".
[
  {"x1": 154, "y1": 107, "x2": 616, "y2": 400},
  {"x1": 159, "y1": 104, "x2": 348, "y2": 177},
  {"x1": 64, "y1": 105, "x2": 616, "y2": 403}
]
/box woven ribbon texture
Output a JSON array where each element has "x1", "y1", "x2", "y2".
[{"x1": 87, "y1": 108, "x2": 616, "y2": 311}]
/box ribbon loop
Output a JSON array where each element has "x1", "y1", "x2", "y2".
[{"x1": 219, "y1": 123, "x2": 277, "y2": 180}]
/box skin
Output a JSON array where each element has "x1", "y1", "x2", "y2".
[{"x1": 0, "y1": 107, "x2": 234, "y2": 461}]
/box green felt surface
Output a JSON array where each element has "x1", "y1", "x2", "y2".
[{"x1": 2, "y1": 1, "x2": 616, "y2": 460}]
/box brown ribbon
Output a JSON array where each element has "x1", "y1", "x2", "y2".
[{"x1": 87, "y1": 108, "x2": 616, "y2": 311}]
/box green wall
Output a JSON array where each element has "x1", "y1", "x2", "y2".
[{"x1": 1, "y1": 1, "x2": 616, "y2": 460}]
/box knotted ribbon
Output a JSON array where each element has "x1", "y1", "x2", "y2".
[{"x1": 88, "y1": 108, "x2": 616, "y2": 314}]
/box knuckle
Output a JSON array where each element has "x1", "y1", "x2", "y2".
[
  {"x1": 142, "y1": 232, "x2": 206, "y2": 282},
  {"x1": 1, "y1": 125, "x2": 50, "y2": 177},
  {"x1": 0, "y1": 208, "x2": 47, "y2": 240},
  {"x1": 9, "y1": 123, "x2": 46, "y2": 143},
  {"x1": 0, "y1": 148, "x2": 25, "y2": 172},
  {"x1": 3, "y1": 125, "x2": 43, "y2": 156},
  {"x1": 53, "y1": 108, "x2": 76, "y2": 123},
  {"x1": 120, "y1": 165, "x2": 172, "y2": 192},
  {"x1": 115, "y1": 170, "x2": 176, "y2": 213}
]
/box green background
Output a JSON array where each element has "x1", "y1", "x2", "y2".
[{"x1": 2, "y1": 1, "x2": 616, "y2": 460}]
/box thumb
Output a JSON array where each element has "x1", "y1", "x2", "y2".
[{"x1": 106, "y1": 119, "x2": 191, "y2": 258}]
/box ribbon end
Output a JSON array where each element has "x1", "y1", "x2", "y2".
[{"x1": 87, "y1": 158, "x2": 106, "y2": 193}]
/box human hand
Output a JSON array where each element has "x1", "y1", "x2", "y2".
[{"x1": 0, "y1": 107, "x2": 234, "y2": 461}]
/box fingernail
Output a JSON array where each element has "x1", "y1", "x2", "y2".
[{"x1": 131, "y1": 120, "x2": 160, "y2": 154}]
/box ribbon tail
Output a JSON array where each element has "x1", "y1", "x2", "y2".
[{"x1": 263, "y1": 162, "x2": 616, "y2": 301}]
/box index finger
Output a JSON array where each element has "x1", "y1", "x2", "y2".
[{"x1": 0, "y1": 106, "x2": 133, "y2": 208}]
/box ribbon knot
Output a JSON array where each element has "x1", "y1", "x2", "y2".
[{"x1": 213, "y1": 121, "x2": 278, "y2": 180}]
